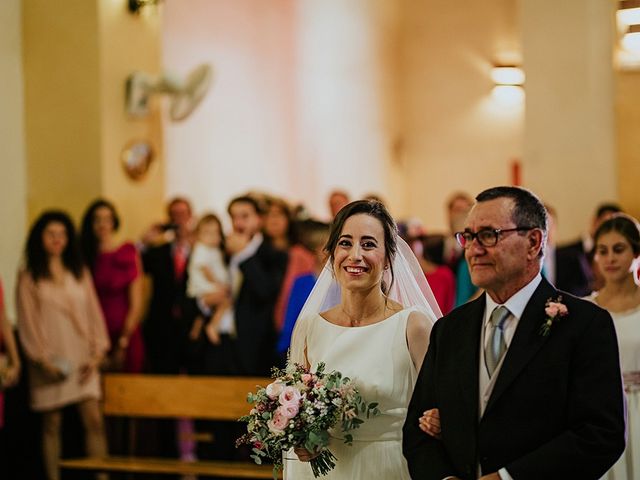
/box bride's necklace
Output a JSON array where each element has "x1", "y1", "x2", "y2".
[{"x1": 341, "y1": 302, "x2": 386, "y2": 327}]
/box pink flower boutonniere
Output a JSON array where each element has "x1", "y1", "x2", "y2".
[{"x1": 540, "y1": 296, "x2": 569, "y2": 336}]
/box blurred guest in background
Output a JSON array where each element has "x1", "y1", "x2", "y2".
[
  {"x1": 402, "y1": 218, "x2": 456, "y2": 315},
  {"x1": 142, "y1": 196, "x2": 195, "y2": 375},
  {"x1": 542, "y1": 203, "x2": 558, "y2": 285},
  {"x1": 557, "y1": 202, "x2": 622, "y2": 296},
  {"x1": 271, "y1": 197, "x2": 318, "y2": 335},
  {"x1": 81, "y1": 199, "x2": 144, "y2": 373},
  {"x1": 431, "y1": 192, "x2": 477, "y2": 307},
  {"x1": 81, "y1": 198, "x2": 145, "y2": 463},
  {"x1": 276, "y1": 220, "x2": 329, "y2": 364},
  {"x1": 186, "y1": 213, "x2": 230, "y2": 349},
  {"x1": 196, "y1": 196, "x2": 287, "y2": 463},
  {"x1": 220, "y1": 195, "x2": 288, "y2": 376},
  {"x1": 0, "y1": 278, "x2": 21, "y2": 422},
  {"x1": 420, "y1": 236, "x2": 456, "y2": 315},
  {"x1": 264, "y1": 196, "x2": 295, "y2": 253},
  {"x1": 328, "y1": 189, "x2": 350, "y2": 219},
  {"x1": 589, "y1": 213, "x2": 640, "y2": 480},
  {"x1": 442, "y1": 192, "x2": 473, "y2": 272},
  {"x1": 140, "y1": 197, "x2": 197, "y2": 462},
  {"x1": 17, "y1": 211, "x2": 109, "y2": 480}
]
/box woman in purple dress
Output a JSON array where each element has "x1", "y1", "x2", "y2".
[{"x1": 81, "y1": 199, "x2": 144, "y2": 373}]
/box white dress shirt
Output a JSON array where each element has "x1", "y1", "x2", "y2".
[{"x1": 478, "y1": 273, "x2": 542, "y2": 480}]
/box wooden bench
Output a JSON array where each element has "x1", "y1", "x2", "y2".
[{"x1": 59, "y1": 373, "x2": 279, "y2": 478}]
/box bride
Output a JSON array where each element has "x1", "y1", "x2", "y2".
[{"x1": 285, "y1": 200, "x2": 441, "y2": 479}]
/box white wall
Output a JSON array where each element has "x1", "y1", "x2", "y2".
[
  {"x1": 162, "y1": 0, "x2": 298, "y2": 220},
  {"x1": 0, "y1": 0, "x2": 27, "y2": 321},
  {"x1": 294, "y1": 0, "x2": 401, "y2": 218},
  {"x1": 162, "y1": 0, "x2": 401, "y2": 221}
]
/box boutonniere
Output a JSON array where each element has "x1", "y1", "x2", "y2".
[{"x1": 540, "y1": 295, "x2": 569, "y2": 336}]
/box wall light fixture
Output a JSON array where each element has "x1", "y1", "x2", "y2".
[{"x1": 491, "y1": 65, "x2": 525, "y2": 106}]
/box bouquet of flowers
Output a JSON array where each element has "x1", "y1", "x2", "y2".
[{"x1": 237, "y1": 362, "x2": 379, "y2": 478}]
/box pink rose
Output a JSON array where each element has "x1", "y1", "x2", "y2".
[
  {"x1": 279, "y1": 386, "x2": 302, "y2": 407},
  {"x1": 301, "y1": 373, "x2": 312, "y2": 384},
  {"x1": 266, "y1": 380, "x2": 285, "y2": 400},
  {"x1": 278, "y1": 403, "x2": 299, "y2": 419},
  {"x1": 267, "y1": 410, "x2": 288, "y2": 434},
  {"x1": 545, "y1": 302, "x2": 568, "y2": 317}
]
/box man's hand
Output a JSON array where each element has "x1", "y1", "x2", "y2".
[
  {"x1": 419, "y1": 408, "x2": 442, "y2": 439},
  {"x1": 201, "y1": 286, "x2": 230, "y2": 307},
  {"x1": 479, "y1": 473, "x2": 501, "y2": 480}
]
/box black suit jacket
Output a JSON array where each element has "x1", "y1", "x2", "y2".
[
  {"x1": 403, "y1": 277, "x2": 625, "y2": 480},
  {"x1": 555, "y1": 239, "x2": 593, "y2": 297},
  {"x1": 233, "y1": 239, "x2": 288, "y2": 376},
  {"x1": 142, "y1": 242, "x2": 196, "y2": 373}
]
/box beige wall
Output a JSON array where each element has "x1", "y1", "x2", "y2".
[
  {"x1": 0, "y1": 0, "x2": 27, "y2": 320},
  {"x1": 162, "y1": 0, "x2": 298, "y2": 221},
  {"x1": 615, "y1": 73, "x2": 640, "y2": 221},
  {"x1": 23, "y1": 0, "x2": 102, "y2": 223},
  {"x1": 98, "y1": 1, "x2": 165, "y2": 240},
  {"x1": 22, "y1": 0, "x2": 164, "y2": 241},
  {"x1": 400, "y1": 0, "x2": 524, "y2": 230},
  {"x1": 294, "y1": 0, "x2": 403, "y2": 218},
  {"x1": 521, "y1": 0, "x2": 618, "y2": 242}
]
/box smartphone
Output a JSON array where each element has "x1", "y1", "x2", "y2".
[{"x1": 159, "y1": 222, "x2": 178, "y2": 232}]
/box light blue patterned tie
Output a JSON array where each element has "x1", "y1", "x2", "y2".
[{"x1": 485, "y1": 306, "x2": 510, "y2": 377}]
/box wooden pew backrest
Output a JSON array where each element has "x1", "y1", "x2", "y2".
[{"x1": 102, "y1": 374, "x2": 271, "y2": 421}]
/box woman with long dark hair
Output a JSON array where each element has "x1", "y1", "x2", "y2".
[
  {"x1": 80, "y1": 198, "x2": 144, "y2": 372},
  {"x1": 589, "y1": 214, "x2": 640, "y2": 480},
  {"x1": 16, "y1": 210, "x2": 110, "y2": 480},
  {"x1": 285, "y1": 200, "x2": 441, "y2": 479}
]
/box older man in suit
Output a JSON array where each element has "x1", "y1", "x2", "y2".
[
  {"x1": 403, "y1": 186, "x2": 625, "y2": 479},
  {"x1": 202, "y1": 195, "x2": 288, "y2": 377}
]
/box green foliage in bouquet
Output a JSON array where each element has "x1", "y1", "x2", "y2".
[{"x1": 237, "y1": 362, "x2": 379, "y2": 478}]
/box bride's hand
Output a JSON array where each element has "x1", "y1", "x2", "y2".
[
  {"x1": 294, "y1": 446, "x2": 321, "y2": 462},
  {"x1": 419, "y1": 408, "x2": 441, "y2": 439}
]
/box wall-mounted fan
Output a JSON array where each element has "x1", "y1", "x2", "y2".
[{"x1": 126, "y1": 63, "x2": 213, "y2": 121}]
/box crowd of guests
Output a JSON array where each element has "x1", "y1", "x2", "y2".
[{"x1": 0, "y1": 187, "x2": 638, "y2": 479}]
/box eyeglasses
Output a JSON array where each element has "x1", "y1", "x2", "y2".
[{"x1": 455, "y1": 227, "x2": 535, "y2": 248}]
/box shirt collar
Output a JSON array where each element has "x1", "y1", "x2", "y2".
[{"x1": 484, "y1": 273, "x2": 542, "y2": 325}]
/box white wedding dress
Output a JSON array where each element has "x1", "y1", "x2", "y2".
[
  {"x1": 283, "y1": 307, "x2": 419, "y2": 479},
  {"x1": 604, "y1": 305, "x2": 640, "y2": 480}
]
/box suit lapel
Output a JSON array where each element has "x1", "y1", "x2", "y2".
[
  {"x1": 484, "y1": 278, "x2": 558, "y2": 414},
  {"x1": 457, "y1": 295, "x2": 486, "y2": 415}
]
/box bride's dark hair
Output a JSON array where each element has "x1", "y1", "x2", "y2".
[{"x1": 324, "y1": 200, "x2": 397, "y2": 294}]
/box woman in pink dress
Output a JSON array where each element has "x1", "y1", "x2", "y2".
[
  {"x1": 81, "y1": 199, "x2": 144, "y2": 373},
  {"x1": 17, "y1": 210, "x2": 110, "y2": 480}
]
